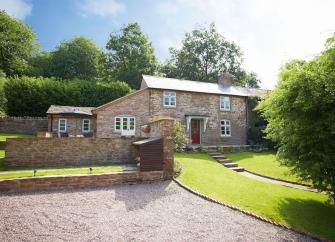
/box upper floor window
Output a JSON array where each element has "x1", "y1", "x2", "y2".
[
  {"x1": 58, "y1": 119, "x2": 67, "y2": 133},
  {"x1": 114, "y1": 116, "x2": 135, "y2": 133},
  {"x1": 163, "y1": 91, "x2": 176, "y2": 107},
  {"x1": 220, "y1": 96, "x2": 230, "y2": 111},
  {"x1": 221, "y1": 120, "x2": 231, "y2": 137},
  {"x1": 82, "y1": 119, "x2": 90, "y2": 133}
]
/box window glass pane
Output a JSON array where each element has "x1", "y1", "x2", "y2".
[
  {"x1": 59, "y1": 120, "x2": 66, "y2": 132},
  {"x1": 129, "y1": 118, "x2": 135, "y2": 130},
  {"x1": 122, "y1": 118, "x2": 128, "y2": 130}
]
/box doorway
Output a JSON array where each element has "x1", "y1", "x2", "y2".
[{"x1": 191, "y1": 119, "x2": 201, "y2": 144}]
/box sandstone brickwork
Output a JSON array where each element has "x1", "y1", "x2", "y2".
[
  {"x1": 0, "y1": 117, "x2": 48, "y2": 134},
  {"x1": 149, "y1": 89, "x2": 247, "y2": 145},
  {"x1": 5, "y1": 137, "x2": 137, "y2": 166},
  {"x1": 0, "y1": 171, "x2": 163, "y2": 193}
]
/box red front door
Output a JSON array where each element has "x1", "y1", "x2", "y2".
[{"x1": 191, "y1": 119, "x2": 200, "y2": 144}]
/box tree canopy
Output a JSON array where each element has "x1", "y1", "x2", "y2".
[
  {"x1": 164, "y1": 23, "x2": 259, "y2": 87},
  {"x1": 106, "y1": 23, "x2": 159, "y2": 89},
  {"x1": 49, "y1": 37, "x2": 105, "y2": 80},
  {"x1": 257, "y1": 34, "x2": 335, "y2": 202},
  {"x1": 0, "y1": 11, "x2": 38, "y2": 76}
]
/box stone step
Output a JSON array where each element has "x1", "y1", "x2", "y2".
[
  {"x1": 208, "y1": 152, "x2": 222, "y2": 156},
  {"x1": 223, "y1": 162, "x2": 238, "y2": 168},
  {"x1": 231, "y1": 167, "x2": 245, "y2": 172},
  {"x1": 212, "y1": 155, "x2": 226, "y2": 159},
  {"x1": 218, "y1": 159, "x2": 233, "y2": 163}
]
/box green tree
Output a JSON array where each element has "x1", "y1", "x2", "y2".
[
  {"x1": 0, "y1": 70, "x2": 6, "y2": 116},
  {"x1": 165, "y1": 23, "x2": 258, "y2": 87},
  {"x1": 257, "y1": 34, "x2": 335, "y2": 202},
  {"x1": 50, "y1": 37, "x2": 105, "y2": 80},
  {"x1": 0, "y1": 11, "x2": 38, "y2": 76},
  {"x1": 106, "y1": 23, "x2": 159, "y2": 89},
  {"x1": 26, "y1": 52, "x2": 52, "y2": 77}
]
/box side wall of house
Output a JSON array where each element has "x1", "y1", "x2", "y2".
[
  {"x1": 48, "y1": 115, "x2": 96, "y2": 136},
  {"x1": 95, "y1": 89, "x2": 150, "y2": 138},
  {"x1": 149, "y1": 89, "x2": 247, "y2": 145}
]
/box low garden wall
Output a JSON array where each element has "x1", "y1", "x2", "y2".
[
  {"x1": 0, "y1": 171, "x2": 163, "y2": 193},
  {"x1": 0, "y1": 116, "x2": 48, "y2": 134},
  {"x1": 5, "y1": 137, "x2": 138, "y2": 166}
]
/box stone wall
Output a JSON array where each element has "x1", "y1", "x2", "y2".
[
  {"x1": 147, "y1": 118, "x2": 174, "y2": 179},
  {"x1": 94, "y1": 89, "x2": 150, "y2": 138},
  {"x1": 5, "y1": 137, "x2": 138, "y2": 166},
  {"x1": 149, "y1": 89, "x2": 247, "y2": 145},
  {"x1": 48, "y1": 115, "x2": 96, "y2": 137},
  {"x1": 0, "y1": 171, "x2": 163, "y2": 193},
  {"x1": 0, "y1": 117, "x2": 48, "y2": 134}
]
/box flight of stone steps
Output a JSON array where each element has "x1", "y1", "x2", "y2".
[{"x1": 207, "y1": 148, "x2": 244, "y2": 172}]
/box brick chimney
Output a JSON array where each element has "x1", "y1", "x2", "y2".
[{"x1": 218, "y1": 69, "x2": 232, "y2": 87}]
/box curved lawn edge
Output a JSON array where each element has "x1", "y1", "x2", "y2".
[
  {"x1": 244, "y1": 169, "x2": 312, "y2": 188},
  {"x1": 173, "y1": 178, "x2": 323, "y2": 242}
]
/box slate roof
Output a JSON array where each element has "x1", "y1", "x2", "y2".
[
  {"x1": 141, "y1": 75, "x2": 268, "y2": 97},
  {"x1": 46, "y1": 105, "x2": 94, "y2": 116}
]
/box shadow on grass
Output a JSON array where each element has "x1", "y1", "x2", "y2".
[{"x1": 277, "y1": 198, "x2": 335, "y2": 240}]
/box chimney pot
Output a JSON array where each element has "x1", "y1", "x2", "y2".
[{"x1": 218, "y1": 69, "x2": 232, "y2": 87}]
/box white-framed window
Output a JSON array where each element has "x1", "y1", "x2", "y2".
[
  {"x1": 114, "y1": 116, "x2": 135, "y2": 132},
  {"x1": 221, "y1": 120, "x2": 231, "y2": 137},
  {"x1": 82, "y1": 119, "x2": 90, "y2": 133},
  {"x1": 220, "y1": 96, "x2": 231, "y2": 111},
  {"x1": 58, "y1": 119, "x2": 67, "y2": 133},
  {"x1": 163, "y1": 91, "x2": 176, "y2": 107}
]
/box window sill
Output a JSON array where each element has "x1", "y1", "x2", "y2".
[
  {"x1": 221, "y1": 135, "x2": 232, "y2": 137},
  {"x1": 163, "y1": 106, "x2": 176, "y2": 109},
  {"x1": 220, "y1": 109, "x2": 231, "y2": 112}
]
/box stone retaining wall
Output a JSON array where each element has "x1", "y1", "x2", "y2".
[
  {"x1": 5, "y1": 137, "x2": 138, "y2": 166},
  {"x1": 0, "y1": 117, "x2": 48, "y2": 134},
  {"x1": 0, "y1": 171, "x2": 163, "y2": 193}
]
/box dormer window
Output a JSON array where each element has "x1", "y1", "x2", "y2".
[
  {"x1": 163, "y1": 91, "x2": 176, "y2": 108},
  {"x1": 220, "y1": 96, "x2": 230, "y2": 111}
]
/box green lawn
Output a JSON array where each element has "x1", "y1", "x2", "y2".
[
  {"x1": 175, "y1": 153, "x2": 335, "y2": 241},
  {"x1": 0, "y1": 166, "x2": 122, "y2": 180},
  {"x1": 225, "y1": 151, "x2": 310, "y2": 185},
  {"x1": 0, "y1": 147, "x2": 122, "y2": 179},
  {"x1": 0, "y1": 132, "x2": 33, "y2": 141}
]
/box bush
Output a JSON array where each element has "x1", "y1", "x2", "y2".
[
  {"x1": 173, "y1": 121, "x2": 189, "y2": 151},
  {"x1": 4, "y1": 76, "x2": 131, "y2": 116}
]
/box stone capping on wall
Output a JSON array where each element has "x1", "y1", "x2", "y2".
[{"x1": 0, "y1": 171, "x2": 164, "y2": 193}]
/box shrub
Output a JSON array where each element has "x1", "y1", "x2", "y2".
[
  {"x1": 4, "y1": 76, "x2": 131, "y2": 116},
  {"x1": 173, "y1": 121, "x2": 188, "y2": 151}
]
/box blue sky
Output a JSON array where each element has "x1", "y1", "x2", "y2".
[{"x1": 1, "y1": 0, "x2": 335, "y2": 89}]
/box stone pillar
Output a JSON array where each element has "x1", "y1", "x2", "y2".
[{"x1": 147, "y1": 117, "x2": 175, "y2": 179}]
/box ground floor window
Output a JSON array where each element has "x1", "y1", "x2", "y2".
[
  {"x1": 58, "y1": 119, "x2": 67, "y2": 133},
  {"x1": 114, "y1": 116, "x2": 135, "y2": 133},
  {"x1": 220, "y1": 120, "x2": 231, "y2": 136},
  {"x1": 82, "y1": 119, "x2": 90, "y2": 132}
]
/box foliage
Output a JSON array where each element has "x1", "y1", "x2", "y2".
[
  {"x1": 0, "y1": 133, "x2": 33, "y2": 141},
  {"x1": 26, "y1": 52, "x2": 52, "y2": 77},
  {"x1": 173, "y1": 121, "x2": 189, "y2": 151},
  {"x1": 0, "y1": 11, "x2": 39, "y2": 76},
  {"x1": 247, "y1": 97, "x2": 273, "y2": 147},
  {"x1": 164, "y1": 23, "x2": 260, "y2": 87},
  {"x1": 0, "y1": 71, "x2": 6, "y2": 116},
  {"x1": 106, "y1": 23, "x2": 159, "y2": 89},
  {"x1": 176, "y1": 153, "x2": 335, "y2": 241},
  {"x1": 197, "y1": 144, "x2": 207, "y2": 153},
  {"x1": 257, "y1": 34, "x2": 335, "y2": 202},
  {"x1": 49, "y1": 37, "x2": 105, "y2": 80},
  {"x1": 4, "y1": 76, "x2": 131, "y2": 116}
]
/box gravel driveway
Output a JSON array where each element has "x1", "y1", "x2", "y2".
[{"x1": 0, "y1": 181, "x2": 316, "y2": 242}]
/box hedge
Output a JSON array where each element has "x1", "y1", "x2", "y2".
[{"x1": 4, "y1": 76, "x2": 132, "y2": 117}]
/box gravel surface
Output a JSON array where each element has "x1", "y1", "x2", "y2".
[{"x1": 0, "y1": 181, "x2": 317, "y2": 242}]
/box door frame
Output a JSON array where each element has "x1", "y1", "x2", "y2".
[{"x1": 190, "y1": 119, "x2": 201, "y2": 144}]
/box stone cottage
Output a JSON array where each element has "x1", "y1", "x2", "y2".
[{"x1": 47, "y1": 71, "x2": 267, "y2": 145}]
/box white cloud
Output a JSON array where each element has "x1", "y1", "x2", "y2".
[
  {"x1": 0, "y1": 0, "x2": 32, "y2": 19},
  {"x1": 79, "y1": 0, "x2": 125, "y2": 17},
  {"x1": 154, "y1": 0, "x2": 335, "y2": 89}
]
